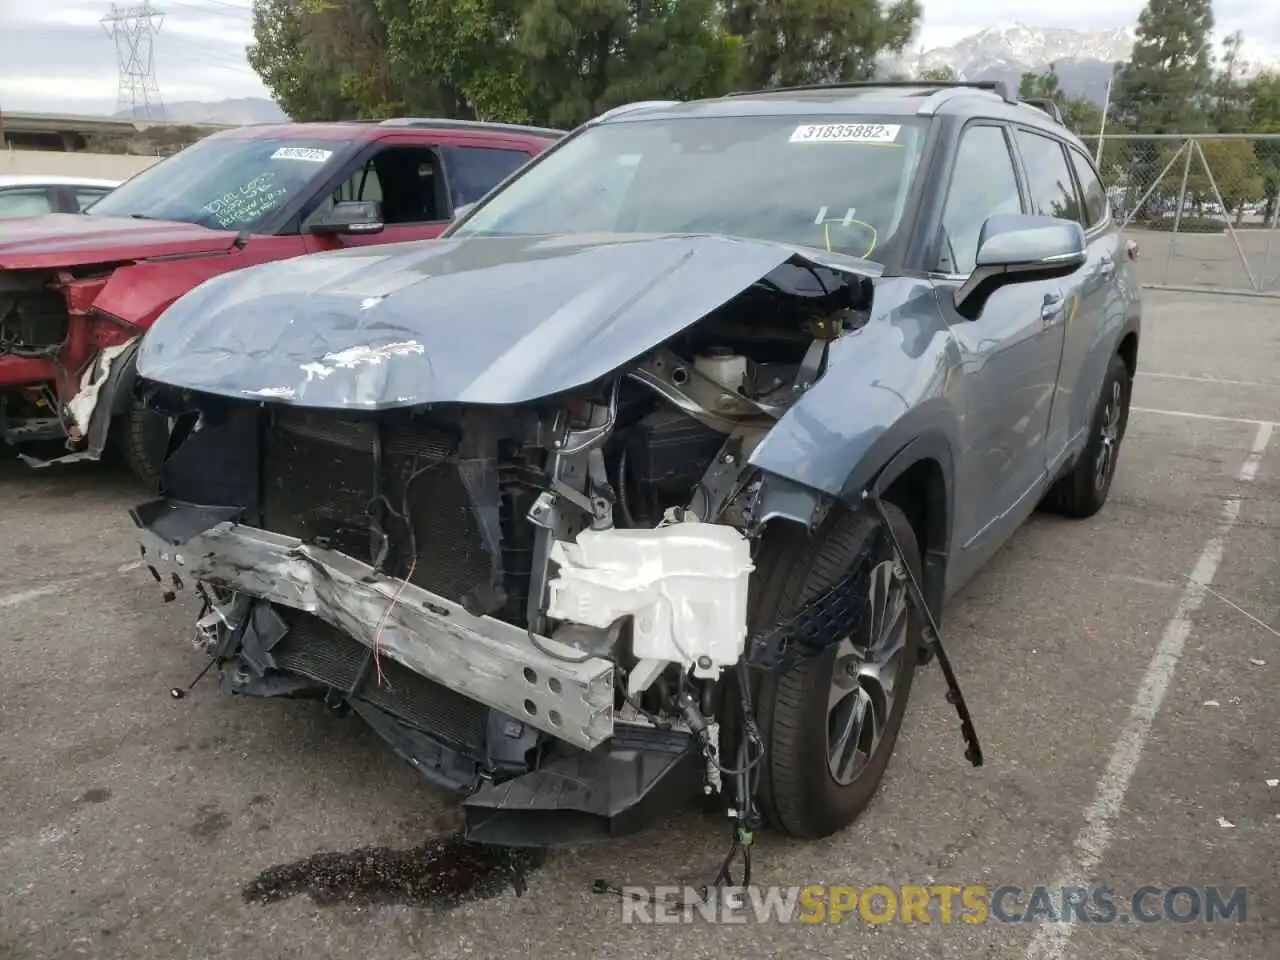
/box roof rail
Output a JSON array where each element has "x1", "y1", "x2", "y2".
[
  {"x1": 1017, "y1": 97, "x2": 1065, "y2": 124},
  {"x1": 589, "y1": 100, "x2": 681, "y2": 124},
  {"x1": 724, "y1": 79, "x2": 1015, "y2": 103},
  {"x1": 377, "y1": 117, "x2": 565, "y2": 138}
]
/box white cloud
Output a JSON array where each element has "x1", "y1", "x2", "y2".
[
  {"x1": 1, "y1": 0, "x2": 266, "y2": 112},
  {"x1": 1, "y1": 0, "x2": 1276, "y2": 115}
]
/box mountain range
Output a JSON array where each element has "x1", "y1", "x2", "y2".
[
  {"x1": 113, "y1": 97, "x2": 288, "y2": 126},
  {"x1": 880, "y1": 22, "x2": 1279, "y2": 105},
  {"x1": 106, "y1": 23, "x2": 1280, "y2": 124}
]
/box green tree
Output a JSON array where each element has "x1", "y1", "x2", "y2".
[
  {"x1": 1212, "y1": 29, "x2": 1251, "y2": 132},
  {"x1": 1110, "y1": 0, "x2": 1215, "y2": 134},
  {"x1": 247, "y1": 0, "x2": 440, "y2": 120},
  {"x1": 725, "y1": 0, "x2": 921, "y2": 89},
  {"x1": 1019, "y1": 63, "x2": 1061, "y2": 100},
  {"x1": 1186, "y1": 139, "x2": 1263, "y2": 223},
  {"x1": 919, "y1": 65, "x2": 958, "y2": 82},
  {"x1": 1107, "y1": 0, "x2": 1215, "y2": 218},
  {"x1": 1243, "y1": 71, "x2": 1280, "y2": 222},
  {"x1": 1018, "y1": 64, "x2": 1103, "y2": 138},
  {"x1": 514, "y1": 0, "x2": 740, "y2": 128},
  {"x1": 375, "y1": 0, "x2": 533, "y2": 122}
]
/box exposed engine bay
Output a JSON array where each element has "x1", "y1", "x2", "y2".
[
  {"x1": 131, "y1": 237, "x2": 982, "y2": 858},
  {"x1": 1, "y1": 266, "x2": 141, "y2": 455},
  {"x1": 0, "y1": 271, "x2": 74, "y2": 442}
]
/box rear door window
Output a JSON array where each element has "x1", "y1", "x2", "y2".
[
  {"x1": 1013, "y1": 129, "x2": 1084, "y2": 224},
  {"x1": 441, "y1": 146, "x2": 532, "y2": 205}
]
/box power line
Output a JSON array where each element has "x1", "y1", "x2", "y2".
[
  {"x1": 165, "y1": 0, "x2": 252, "y2": 22},
  {"x1": 102, "y1": 2, "x2": 167, "y2": 120}
]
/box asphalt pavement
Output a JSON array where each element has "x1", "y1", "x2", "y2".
[{"x1": 0, "y1": 288, "x2": 1276, "y2": 960}]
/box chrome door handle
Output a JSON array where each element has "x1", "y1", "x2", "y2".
[{"x1": 1041, "y1": 291, "x2": 1066, "y2": 323}]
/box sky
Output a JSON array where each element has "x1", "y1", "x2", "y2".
[{"x1": 0, "y1": 0, "x2": 1277, "y2": 116}]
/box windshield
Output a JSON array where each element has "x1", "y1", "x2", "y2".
[
  {"x1": 449, "y1": 116, "x2": 928, "y2": 262},
  {"x1": 87, "y1": 136, "x2": 347, "y2": 232}
]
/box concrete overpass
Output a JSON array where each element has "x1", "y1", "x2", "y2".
[{"x1": 0, "y1": 110, "x2": 231, "y2": 151}]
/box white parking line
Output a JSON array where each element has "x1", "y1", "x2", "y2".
[
  {"x1": 0, "y1": 584, "x2": 63, "y2": 609},
  {"x1": 1132, "y1": 406, "x2": 1277, "y2": 427},
  {"x1": 1024, "y1": 420, "x2": 1272, "y2": 960},
  {"x1": 1137, "y1": 371, "x2": 1280, "y2": 389},
  {"x1": 0, "y1": 560, "x2": 146, "y2": 609}
]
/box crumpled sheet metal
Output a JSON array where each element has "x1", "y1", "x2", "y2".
[
  {"x1": 135, "y1": 232, "x2": 878, "y2": 410},
  {"x1": 136, "y1": 514, "x2": 615, "y2": 749},
  {"x1": 20, "y1": 337, "x2": 139, "y2": 468}
]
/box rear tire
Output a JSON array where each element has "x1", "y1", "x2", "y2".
[
  {"x1": 1043, "y1": 352, "x2": 1131, "y2": 518},
  {"x1": 747, "y1": 502, "x2": 924, "y2": 839}
]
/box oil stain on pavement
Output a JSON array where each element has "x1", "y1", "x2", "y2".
[{"x1": 242, "y1": 834, "x2": 545, "y2": 910}]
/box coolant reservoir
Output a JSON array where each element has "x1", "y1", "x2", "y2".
[
  {"x1": 545, "y1": 520, "x2": 754, "y2": 688},
  {"x1": 694, "y1": 347, "x2": 748, "y2": 394}
]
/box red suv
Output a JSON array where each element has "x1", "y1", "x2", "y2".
[{"x1": 0, "y1": 118, "x2": 561, "y2": 477}]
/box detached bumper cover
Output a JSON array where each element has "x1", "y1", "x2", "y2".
[{"x1": 132, "y1": 499, "x2": 615, "y2": 750}]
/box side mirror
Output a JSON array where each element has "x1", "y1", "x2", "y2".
[
  {"x1": 306, "y1": 200, "x2": 384, "y2": 236},
  {"x1": 954, "y1": 213, "x2": 1086, "y2": 319},
  {"x1": 451, "y1": 202, "x2": 475, "y2": 221}
]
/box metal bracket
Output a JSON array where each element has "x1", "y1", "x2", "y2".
[
  {"x1": 870, "y1": 496, "x2": 983, "y2": 768},
  {"x1": 628, "y1": 348, "x2": 782, "y2": 434}
]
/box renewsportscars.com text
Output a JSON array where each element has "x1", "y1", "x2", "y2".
[{"x1": 616, "y1": 884, "x2": 1250, "y2": 925}]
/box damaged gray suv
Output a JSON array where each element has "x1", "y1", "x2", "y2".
[{"x1": 129, "y1": 81, "x2": 1141, "y2": 851}]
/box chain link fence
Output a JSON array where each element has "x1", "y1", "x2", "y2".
[{"x1": 1078, "y1": 134, "x2": 1280, "y2": 296}]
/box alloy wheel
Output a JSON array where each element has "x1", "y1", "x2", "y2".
[
  {"x1": 825, "y1": 559, "x2": 909, "y2": 786},
  {"x1": 1095, "y1": 378, "x2": 1123, "y2": 491}
]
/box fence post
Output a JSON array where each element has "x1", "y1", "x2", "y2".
[
  {"x1": 1163, "y1": 139, "x2": 1195, "y2": 284},
  {"x1": 1190, "y1": 139, "x2": 1260, "y2": 291}
]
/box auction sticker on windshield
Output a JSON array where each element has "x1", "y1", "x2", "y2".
[
  {"x1": 271, "y1": 147, "x2": 334, "y2": 163},
  {"x1": 789, "y1": 123, "x2": 901, "y2": 144}
]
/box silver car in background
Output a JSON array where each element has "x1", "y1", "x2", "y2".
[{"x1": 0, "y1": 175, "x2": 120, "y2": 219}]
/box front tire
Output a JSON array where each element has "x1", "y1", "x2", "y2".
[
  {"x1": 748, "y1": 502, "x2": 924, "y2": 839},
  {"x1": 118, "y1": 399, "x2": 169, "y2": 487}
]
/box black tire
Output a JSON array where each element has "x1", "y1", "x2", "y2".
[
  {"x1": 119, "y1": 400, "x2": 169, "y2": 487},
  {"x1": 1043, "y1": 352, "x2": 1132, "y2": 518},
  {"x1": 747, "y1": 502, "x2": 924, "y2": 839}
]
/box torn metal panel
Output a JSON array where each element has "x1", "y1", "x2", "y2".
[
  {"x1": 133, "y1": 507, "x2": 615, "y2": 750},
  {"x1": 134, "y1": 233, "x2": 880, "y2": 410},
  {"x1": 20, "y1": 337, "x2": 139, "y2": 468}
]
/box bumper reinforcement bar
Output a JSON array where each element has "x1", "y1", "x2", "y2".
[{"x1": 131, "y1": 498, "x2": 615, "y2": 750}]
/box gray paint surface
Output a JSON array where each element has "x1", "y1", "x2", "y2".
[
  {"x1": 135, "y1": 232, "x2": 880, "y2": 409},
  {"x1": 136, "y1": 214, "x2": 1139, "y2": 600},
  {"x1": 0, "y1": 289, "x2": 1272, "y2": 960}
]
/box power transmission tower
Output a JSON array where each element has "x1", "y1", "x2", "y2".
[{"x1": 101, "y1": 2, "x2": 166, "y2": 120}]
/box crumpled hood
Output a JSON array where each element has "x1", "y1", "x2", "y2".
[
  {"x1": 136, "y1": 232, "x2": 879, "y2": 409},
  {"x1": 0, "y1": 214, "x2": 239, "y2": 269}
]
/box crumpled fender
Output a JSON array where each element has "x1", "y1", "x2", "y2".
[
  {"x1": 748, "y1": 278, "x2": 961, "y2": 501},
  {"x1": 20, "y1": 336, "x2": 142, "y2": 468},
  {"x1": 746, "y1": 278, "x2": 960, "y2": 610},
  {"x1": 90, "y1": 253, "x2": 245, "y2": 333}
]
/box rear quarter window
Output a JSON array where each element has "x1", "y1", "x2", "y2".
[
  {"x1": 441, "y1": 146, "x2": 532, "y2": 205},
  {"x1": 1067, "y1": 149, "x2": 1109, "y2": 228}
]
